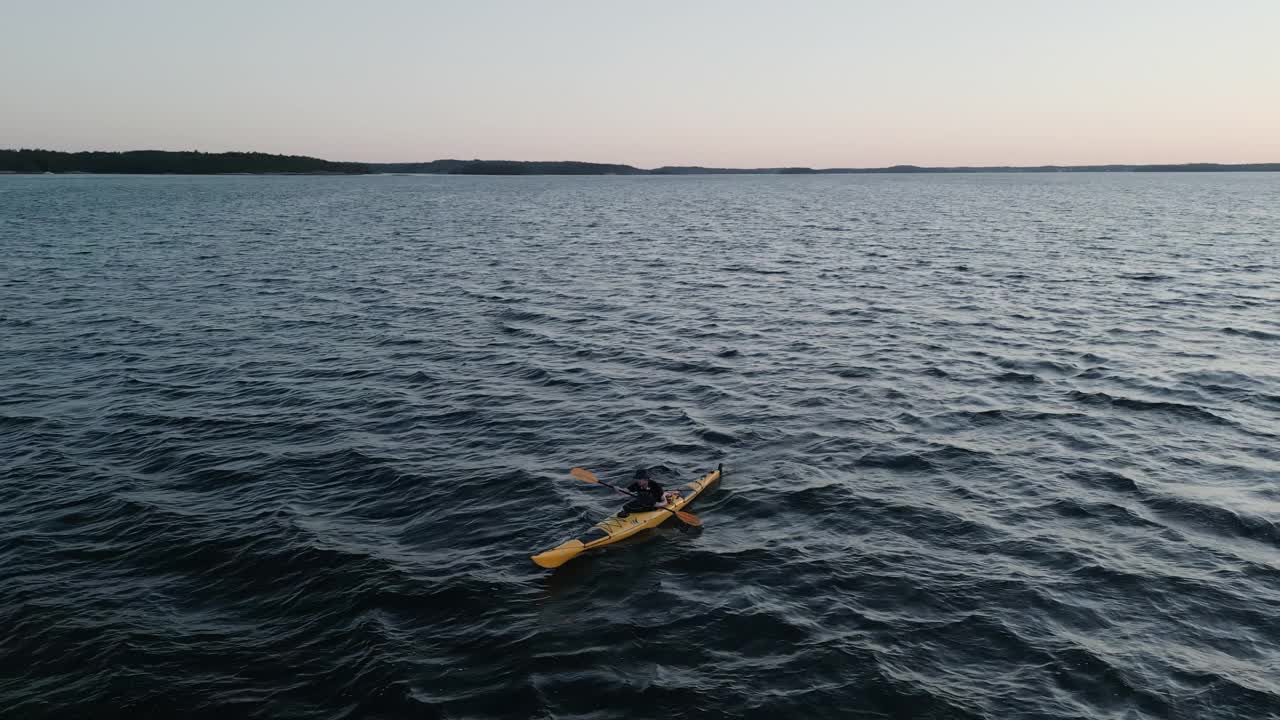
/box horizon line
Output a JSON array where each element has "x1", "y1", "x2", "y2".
[
  {"x1": 5, "y1": 148, "x2": 1280, "y2": 175},
  {"x1": 368, "y1": 157, "x2": 1280, "y2": 170}
]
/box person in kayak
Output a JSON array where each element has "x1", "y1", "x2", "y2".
[{"x1": 616, "y1": 467, "x2": 668, "y2": 518}]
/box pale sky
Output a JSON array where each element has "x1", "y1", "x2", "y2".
[{"x1": 3, "y1": 0, "x2": 1278, "y2": 167}]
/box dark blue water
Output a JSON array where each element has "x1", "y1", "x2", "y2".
[{"x1": 2, "y1": 173, "x2": 1278, "y2": 719}]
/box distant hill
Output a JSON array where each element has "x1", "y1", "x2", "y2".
[
  {"x1": 368, "y1": 159, "x2": 472, "y2": 174},
  {"x1": 0, "y1": 149, "x2": 368, "y2": 174},
  {"x1": 1128, "y1": 163, "x2": 1280, "y2": 172},
  {"x1": 368, "y1": 159, "x2": 644, "y2": 175},
  {"x1": 650, "y1": 166, "x2": 796, "y2": 174}
]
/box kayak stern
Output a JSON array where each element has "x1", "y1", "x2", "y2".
[{"x1": 531, "y1": 540, "x2": 586, "y2": 569}]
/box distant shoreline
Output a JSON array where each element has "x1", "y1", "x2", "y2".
[
  {"x1": 3, "y1": 149, "x2": 1278, "y2": 175},
  {"x1": 371, "y1": 159, "x2": 1280, "y2": 175},
  {"x1": 0, "y1": 150, "x2": 366, "y2": 175},
  {"x1": 0, "y1": 170, "x2": 364, "y2": 176}
]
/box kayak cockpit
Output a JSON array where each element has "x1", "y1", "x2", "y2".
[{"x1": 577, "y1": 527, "x2": 610, "y2": 545}]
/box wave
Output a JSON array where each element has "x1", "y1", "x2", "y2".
[
  {"x1": 994, "y1": 371, "x2": 1042, "y2": 383},
  {"x1": 1221, "y1": 326, "x2": 1279, "y2": 341},
  {"x1": 993, "y1": 356, "x2": 1078, "y2": 375},
  {"x1": 1142, "y1": 495, "x2": 1280, "y2": 550},
  {"x1": 719, "y1": 265, "x2": 790, "y2": 275},
  {"x1": 1066, "y1": 390, "x2": 1232, "y2": 425},
  {"x1": 1066, "y1": 469, "x2": 1141, "y2": 494},
  {"x1": 1119, "y1": 272, "x2": 1174, "y2": 281}
]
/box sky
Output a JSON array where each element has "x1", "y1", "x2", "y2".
[{"x1": 2, "y1": 0, "x2": 1278, "y2": 167}]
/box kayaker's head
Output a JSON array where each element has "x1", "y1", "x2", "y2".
[{"x1": 633, "y1": 467, "x2": 652, "y2": 487}]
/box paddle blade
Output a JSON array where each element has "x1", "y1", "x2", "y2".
[
  {"x1": 570, "y1": 467, "x2": 600, "y2": 484},
  {"x1": 531, "y1": 540, "x2": 586, "y2": 569},
  {"x1": 674, "y1": 510, "x2": 702, "y2": 527}
]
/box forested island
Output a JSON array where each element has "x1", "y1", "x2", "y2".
[
  {"x1": 3, "y1": 149, "x2": 1277, "y2": 175},
  {"x1": 0, "y1": 149, "x2": 367, "y2": 174}
]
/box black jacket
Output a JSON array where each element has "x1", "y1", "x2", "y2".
[{"x1": 626, "y1": 480, "x2": 664, "y2": 503}]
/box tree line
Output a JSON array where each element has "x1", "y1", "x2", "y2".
[{"x1": 0, "y1": 149, "x2": 368, "y2": 174}]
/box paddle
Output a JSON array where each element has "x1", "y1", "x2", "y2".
[{"x1": 569, "y1": 467, "x2": 703, "y2": 527}]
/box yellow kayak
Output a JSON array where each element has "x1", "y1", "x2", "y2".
[{"x1": 531, "y1": 464, "x2": 723, "y2": 569}]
